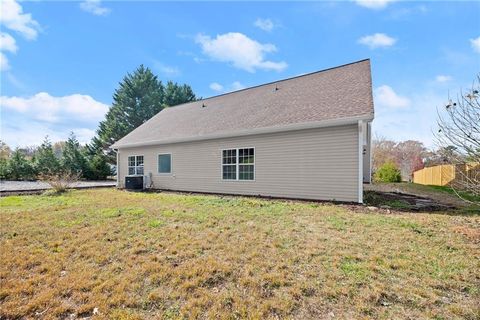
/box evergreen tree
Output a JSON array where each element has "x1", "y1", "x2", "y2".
[
  {"x1": 0, "y1": 158, "x2": 10, "y2": 179},
  {"x1": 34, "y1": 136, "x2": 60, "y2": 175},
  {"x1": 61, "y1": 133, "x2": 87, "y2": 176},
  {"x1": 91, "y1": 65, "x2": 197, "y2": 163},
  {"x1": 84, "y1": 152, "x2": 112, "y2": 180},
  {"x1": 164, "y1": 81, "x2": 196, "y2": 107},
  {"x1": 7, "y1": 149, "x2": 36, "y2": 180}
]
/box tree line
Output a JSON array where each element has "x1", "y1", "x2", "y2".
[
  {"x1": 0, "y1": 65, "x2": 197, "y2": 181},
  {"x1": 0, "y1": 135, "x2": 111, "y2": 180}
]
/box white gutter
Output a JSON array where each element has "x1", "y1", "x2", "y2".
[{"x1": 111, "y1": 114, "x2": 374, "y2": 149}]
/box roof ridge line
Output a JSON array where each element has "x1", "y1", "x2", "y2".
[
  {"x1": 193, "y1": 58, "x2": 370, "y2": 104},
  {"x1": 161, "y1": 58, "x2": 371, "y2": 112}
]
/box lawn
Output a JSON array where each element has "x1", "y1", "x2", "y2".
[{"x1": 1, "y1": 189, "x2": 479, "y2": 319}]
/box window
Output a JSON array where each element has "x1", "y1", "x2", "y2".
[
  {"x1": 158, "y1": 154, "x2": 172, "y2": 174},
  {"x1": 222, "y1": 148, "x2": 254, "y2": 181},
  {"x1": 128, "y1": 155, "x2": 144, "y2": 175},
  {"x1": 222, "y1": 149, "x2": 236, "y2": 180}
]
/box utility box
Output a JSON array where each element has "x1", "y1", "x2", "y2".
[{"x1": 125, "y1": 176, "x2": 144, "y2": 190}]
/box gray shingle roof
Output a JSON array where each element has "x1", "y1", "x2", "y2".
[{"x1": 112, "y1": 59, "x2": 374, "y2": 148}]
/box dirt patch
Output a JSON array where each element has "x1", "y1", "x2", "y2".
[
  {"x1": 363, "y1": 190, "x2": 456, "y2": 212},
  {"x1": 364, "y1": 183, "x2": 473, "y2": 209}
]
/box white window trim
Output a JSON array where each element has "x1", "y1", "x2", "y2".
[
  {"x1": 157, "y1": 153, "x2": 173, "y2": 175},
  {"x1": 127, "y1": 154, "x2": 144, "y2": 176},
  {"x1": 221, "y1": 147, "x2": 255, "y2": 182}
]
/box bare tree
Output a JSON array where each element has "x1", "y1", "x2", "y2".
[
  {"x1": 372, "y1": 134, "x2": 397, "y2": 174},
  {"x1": 0, "y1": 140, "x2": 11, "y2": 160},
  {"x1": 396, "y1": 140, "x2": 427, "y2": 181},
  {"x1": 372, "y1": 135, "x2": 428, "y2": 181},
  {"x1": 435, "y1": 76, "x2": 480, "y2": 200}
]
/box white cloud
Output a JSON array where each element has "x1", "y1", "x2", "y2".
[
  {"x1": 195, "y1": 32, "x2": 287, "y2": 72},
  {"x1": 209, "y1": 82, "x2": 223, "y2": 92},
  {"x1": 0, "y1": 0, "x2": 40, "y2": 72},
  {"x1": 0, "y1": 52, "x2": 10, "y2": 71},
  {"x1": 5, "y1": 72, "x2": 26, "y2": 90},
  {"x1": 373, "y1": 90, "x2": 447, "y2": 148},
  {"x1": 1, "y1": 92, "x2": 109, "y2": 147},
  {"x1": 254, "y1": 18, "x2": 275, "y2": 32},
  {"x1": 354, "y1": 0, "x2": 395, "y2": 10},
  {"x1": 387, "y1": 5, "x2": 428, "y2": 20},
  {"x1": 435, "y1": 75, "x2": 452, "y2": 83},
  {"x1": 0, "y1": 92, "x2": 109, "y2": 123},
  {"x1": 1, "y1": 120, "x2": 97, "y2": 148},
  {"x1": 79, "y1": 0, "x2": 111, "y2": 16},
  {"x1": 0, "y1": 0, "x2": 40, "y2": 40},
  {"x1": 209, "y1": 81, "x2": 245, "y2": 93},
  {"x1": 153, "y1": 61, "x2": 180, "y2": 77},
  {"x1": 358, "y1": 33, "x2": 396, "y2": 49},
  {"x1": 231, "y1": 81, "x2": 245, "y2": 91},
  {"x1": 374, "y1": 85, "x2": 410, "y2": 109},
  {"x1": 0, "y1": 32, "x2": 17, "y2": 53},
  {"x1": 470, "y1": 36, "x2": 480, "y2": 53}
]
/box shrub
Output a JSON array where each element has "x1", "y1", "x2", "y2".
[
  {"x1": 38, "y1": 171, "x2": 81, "y2": 194},
  {"x1": 374, "y1": 161, "x2": 402, "y2": 183}
]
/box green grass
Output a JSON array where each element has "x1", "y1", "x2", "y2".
[
  {"x1": 0, "y1": 189, "x2": 479, "y2": 319},
  {"x1": 385, "y1": 199, "x2": 411, "y2": 209},
  {"x1": 423, "y1": 184, "x2": 480, "y2": 203},
  {"x1": 363, "y1": 191, "x2": 413, "y2": 211}
]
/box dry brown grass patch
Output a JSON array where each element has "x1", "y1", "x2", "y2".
[{"x1": 0, "y1": 189, "x2": 479, "y2": 319}]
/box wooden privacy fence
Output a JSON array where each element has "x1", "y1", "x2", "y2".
[{"x1": 413, "y1": 163, "x2": 480, "y2": 188}]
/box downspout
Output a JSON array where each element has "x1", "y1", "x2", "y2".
[{"x1": 368, "y1": 121, "x2": 372, "y2": 183}]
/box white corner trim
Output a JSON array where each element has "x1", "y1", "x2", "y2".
[
  {"x1": 113, "y1": 148, "x2": 119, "y2": 188},
  {"x1": 111, "y1": 114, "x2": 374, "y2": 149},
  {"x1": 368, "y1": 121, "x2": 372, "y2": 183},
  {"x1": 358, "y1": 120, "x2": 364, "y2": 203}
]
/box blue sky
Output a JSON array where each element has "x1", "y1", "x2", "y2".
[{"x1": 1, "y1": 0, "x2": 479, "y2": 148}]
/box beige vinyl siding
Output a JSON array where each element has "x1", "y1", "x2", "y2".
[{"x1": 117, "y1": 124, "x2": 360, "y2": 202}]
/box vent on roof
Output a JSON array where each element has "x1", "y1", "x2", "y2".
[
  {"x1": 274, "y1": 85, "x2": 279, "y2": 91},
  {"x1": 202, "y1": 103, "x2": 206, "y2": 108}
]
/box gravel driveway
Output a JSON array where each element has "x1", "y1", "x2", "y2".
[{"x1": 0, "y1": 180, "x2": 116, "y2": 192}]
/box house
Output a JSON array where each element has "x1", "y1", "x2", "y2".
[{"x1": 111, "y1": 59, "x2": 374, "y2": 203}]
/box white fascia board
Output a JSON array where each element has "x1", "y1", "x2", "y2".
[{"x1": 111, "y1": 114, "x2": 374, "y2": 149}]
